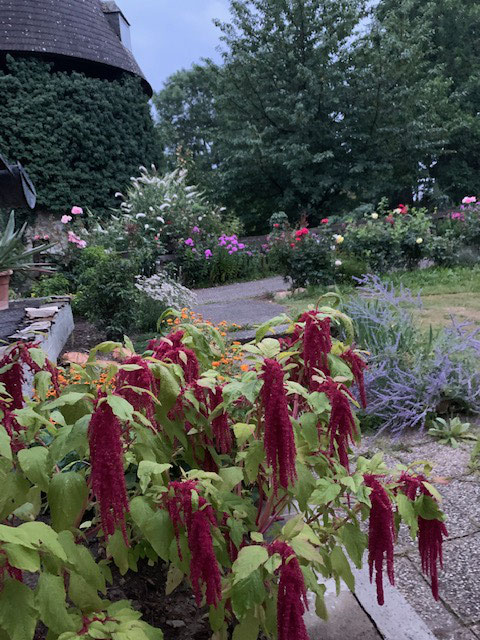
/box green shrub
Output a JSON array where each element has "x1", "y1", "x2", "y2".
[
  {"x1": 73, "y1": 248, "x2": 139, "y2": 339},
  {"x1": 30, "y1": 274, "x2": 71, "y2": 297},
  {"x1": 284, "y1": 232, "x2": 335, "y2": 288}
]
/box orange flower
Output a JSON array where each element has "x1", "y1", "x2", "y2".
[
  {"x1": 212, "y1": 361, "x2": 220, "y2": 368},
  {"x1": 240, "y1": 364, "x2": 249, "y2": 372}
]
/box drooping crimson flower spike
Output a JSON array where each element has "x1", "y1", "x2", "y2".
[
  {"x1": 302, "y1": 312, "x2": 332, "y2": 385},
  {"x1": 88, "y1": 391, "x2": 129, "y2": 544},
  {"x1": 164, "y1": 480, "x2": 222, "y2": 607},
  {"x1": 208, "y1": 386, "x2": 232, "y2": 454},
  {"x1": 318, "y1": 377, "x2": 357, "y2": 470},
  {"x1": 150, "y1": 330, "x2": 199, "y2": 384},
  {"x1": 116, "y1": 355, "x2": 158, "y2": 427},
  {"x1": 260, "y1": 359, "x2": 297, "y2": 492},
  {"x1": 340, "y1": 348, "x2": 368, "y2": 409},
  {"x1": 268, "y1": 541, "x2": 309, "y2": 640},
  {"x1": 399, "y1": 472, "x2": 448, "y2": 600},
  {"x1": 364, "y1": 474, "x2": 395, "y2": 605}
]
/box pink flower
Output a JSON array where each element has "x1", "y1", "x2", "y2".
[
  {"x1": 192, "y1": 226, "x2": 200, "y2": 233},
  {"x1": 451, "y1": 212, "x2": 465, "y2": 221},
  {"x1": 205, "y1": 249, "x2": 213, "y2": 259},
  {"x1": 33, "y1": 235, "x2": 40, "y2": 241},
  {"x1": 319, "y1": 377, "x2": 357, "y2": 470},
  {"x1": 273, "y1": 223, "x2": 280, "y2": 228},
  {"x1": 43, "y1": 235, "x2": 50, "y2": 241},
  {"x1": 117, "y1": 355, "x2": 158, "y2": 427},
  {"x1": 397, "y1": 204, "x2": 408, "y2": 215},
  {"x1": 71, "y1": 206, "x2": 83, "y2": 215},
  {"x1": 185, "y1": 238, "x2": 194, "y2": 247},
  {"x1": 462, "y1": 196, "x2": 476, "y2": 205},
  {"x1": 238, "y1": 243, "x2": 245, "y2": 249},
  {"x1": 321, "y1": 218, "x2": 329, "y2": 224},
  {"x1": 209, "y1": 386, "x2": 232, "y2": 453},
  {"x1": 340, "y1": 348, "x2": 368, "y2": 409},
  {"x1": 303, "y1": 312, "x2": 332, "y2": 382},
  {"x1": 61, "y1": 215, "x2": 72, "y2": 224}
]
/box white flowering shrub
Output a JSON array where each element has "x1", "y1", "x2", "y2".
[
  {"x1": 135, "y1": 272, "x2": 197, "y2": 310},
  {"x1": 116, "y1": 166, "x2": 231, "y2": 252}
]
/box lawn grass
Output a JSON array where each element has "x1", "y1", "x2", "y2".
[{"x1": 284, "y1": 265, "x2": 480, "y2": 328}]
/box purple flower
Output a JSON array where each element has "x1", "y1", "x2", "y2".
[
  {"x1": 192, "y1": 226, "x2": 200, "y2": 233},
  {"x1": 185, "y1": 238, "x2": 195, "y2": 247},
  {"x1": 231, "y1": 246, "x2": 238, "y2": 252},
  {"x1": 218, "y1": 237, "x2": 227, "y2": 246},
  {"x1": 205, "y1": 249, "x2": 212, "y2": 259},
  {"x1": 238, "y1": 243, "x2": 245, "y2": 249}
]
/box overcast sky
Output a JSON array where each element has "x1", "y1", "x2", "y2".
[{"x1": 119, "y1": 0, "x2": 230, "y2": 92}]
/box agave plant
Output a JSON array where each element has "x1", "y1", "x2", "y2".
[
  {"x1": 0, "y1": 211, "x2": 55, "y2": 273},
  {"x1": 428, "y1": 416, "x2": 477, "y2": 448}
]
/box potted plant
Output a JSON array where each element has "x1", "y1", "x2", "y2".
[{"x1": 0, "y1": 211, "x2": 55, "y2": 310}]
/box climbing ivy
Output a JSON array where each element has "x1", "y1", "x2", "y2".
[{"x1": 0, "y1": 55, "x2": 161, "y2": 216}]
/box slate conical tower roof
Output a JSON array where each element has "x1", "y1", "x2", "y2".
[{"x1": 0, "y1": 0, "x2": 150, "y2": 93}]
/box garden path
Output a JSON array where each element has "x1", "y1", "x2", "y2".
[{"x1": 192, "y1": 275, "x2": 289, "y2": 337}]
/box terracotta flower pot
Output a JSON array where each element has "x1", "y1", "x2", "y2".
[{"x1": 0, "y1": 270, "x2": 12, "y2": 311}]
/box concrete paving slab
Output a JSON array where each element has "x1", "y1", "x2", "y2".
[
  {"x1": 439, "y1": 533, "x2": 480, "y2": 624},
  {"x1": 352, "y1": 564, "x2": 437, "y2": 640},
  {"x1": 304, "y1": 588, "x2": 381, "y2": 639},
  {"x1": 194, "y1": 276, "x2": 287, "y2": 304}
]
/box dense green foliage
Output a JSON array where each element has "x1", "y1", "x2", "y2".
[
  {"x1": 155, "y1": 0, "x2": 480, "y2": 231},
  {"x1": 0, "y1": 56, "x2": 159, "y2": 215},
  {"x1": 0, "y1": 308, "x2": 447, "y2": 638}
]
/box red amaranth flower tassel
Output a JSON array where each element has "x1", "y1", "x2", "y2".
[
  {"x1": 400, "y1": 472, "x2": 448, "y2": 600},
  {"x1": 164, "y1": 481, "x2": 222, "y2": 607},
  {"x1": 260, "y1": 359, "x2": 297, "y2": 492},
  {"x1": 268, "y1": 541, "x2": 309, "y2": 640},
  {"x1": 340, "y1": 348, "x2": 368, "y2": 409},
  {"x1": 364, "y1": 474, "x2": 395, "y2": 605},
  {"x1": 209, "y1": 386, "x2": 232, "y2": 454},
  {"x1": 189, "y1": 509, "x2": 222, "y2": 607},
  {"x1": 88, "y1": 391, "x2": 129, "y2": 543},
  {"x1": 303, "y1": 313, "x2": 332, "y2": 384},
  {"x1": 117, "y1": 355, "x2": 158, "y2": 426},
  {"x1": 150, "y1": 330, "x2": 199, "y2": 384},
  {"x1": 319, "y1": 378, "x2": 357, "y2": 470}
]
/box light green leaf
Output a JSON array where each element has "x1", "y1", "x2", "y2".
[
  {"x1": 0, "y1": 579, "x2": 37, "y2": 640},
  {"x1": 244, "y1": 441, "x2": 265, "y2": 483},
  {"x1": 233, "y1": 423, "x2": 255, "y2": 446},
  {"x1": 232, "y1": 613, "x2": 259, "y2": 640},
  {"x1": 44, "y1": 392, "x2": 90, "y2": 411},
  {"x1": 17, "y1": 447, "x2": 51, "y2": 492},
  {"x1": 330, "y1": 546, "x2": 355, "y2": 591},
  {"x1": 340, "y1": 523, "x2": 367, "y2": 569},
  {"x1": 29, "y1": 348, "x2": 46, "y2": 369},
  {"x1": 310, "y1": 480, "x2": 341, "y2": 506},
  {"x1": 36, "y1": 573, "x2": 77, "y2": 635},
  {"x1": 48, "y1": 472, "x2": 88, "y2": 532},
  {"x1": 137, "y1": 462, "x2": 171, "y2": 493},
  {"x1": 68, "y1": 571, "x2": 104, "y2": 612},
  {"x1": 232, "y1": 546, "x2": 268, "y2": 583},
  {"x1": 106, "y1": 395, "x2": 134, "y2": 422},
  {"x1": 231, "y1": 571, "x2": 266, "y2": 618},
  {"x1": 219, "y1": 467, "x2": 244, "y2": 491},
  {"x1": 0, "y1": 426, "x2": 12, "y2": 461},
  {"x1": 165, "y1": 565, "x2": 184, "y2": 595},
  {"x1": 107, "y1": 529, "x2": 130, "y2": 576},
  {"x1": 3, "y1": 544, "x2": 40, "y2": 572}
]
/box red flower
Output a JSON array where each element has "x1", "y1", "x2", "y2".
[
  {"x1": 385, "y1": 214, "x2": 395, "y2": 225},
  {"x1": 290, "y1": 243, "x2": 295, "y2": 248},
  {"x1": 268, "y1": 541, "x2": 309, "y2": 640},
  {"x1": 164, "y1": 481, "x2": 222, "y2": 607},
  {"x1": 88, "y1": 391, "x2": 129, "y2": 543},
  {"x1": 400, "y1": 472, "x2": 448, "y2": 600},
  {"x1": 209, "y1": 386, "x2": 232, "y2": 454},
  {"x1": 340, "y1": 348, "x2": 368, "y2": 409},
  {"x1": 116, "y1": 355, "x2": 158, "y2": 427},
  {"x1": 150, "y1": 330, "x2": 199, "y2": 384},
  {"x1": 273, "y1": 223, "x2": 280, "y2": 228},
  {"x1": 321, "y1": 218, "x2": 329, "y2": 224},
  {"x1": 397, "y1": 204, "x2": 408, "y2": 215},
  {"x1": 261, "y1": 359, "x2": 297, "y2": 492},
  {"x1": 302, "y1": 312, "x2": 332, "y2": 384},
  {"x1": 364, "y1": 474, "x2": 395, "y2": 605},
  {"x1": 318, "y1": 377, "x2": 357, "y2": 470}
]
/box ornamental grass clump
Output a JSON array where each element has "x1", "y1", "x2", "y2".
[{"x1": 0, "y1": 302, "x2": 449, "y2": 639}]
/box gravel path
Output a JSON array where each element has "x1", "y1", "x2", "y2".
[{"x1": 193, "y1": 275, "x2": 287, "y2": 304}]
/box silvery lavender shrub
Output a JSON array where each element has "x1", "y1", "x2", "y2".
[{"x1": 343, "y1": 275, "x2": 480, "y2": 435}]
